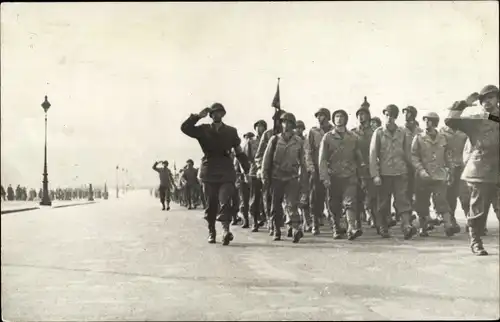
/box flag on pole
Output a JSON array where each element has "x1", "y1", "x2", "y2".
[{"x1": 271, "y1": 78, "x2": 281, "y2": 109}]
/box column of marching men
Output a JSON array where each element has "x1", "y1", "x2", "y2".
[{"x1": 152, "y1": 84, "x2": 498, "y2": 256}]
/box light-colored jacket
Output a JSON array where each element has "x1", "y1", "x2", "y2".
[
  {"x1": 304, "y1": 123, "x2": 335, "y2": 173},
  {"x1": 318, "y1": 129, "x2": 362, "y2": 184},
  {"x1": 411, "y1": 131, "x2": 451, "y2": 181},
  {"x1": 369, "y1": 125, "x2": 411, "y2": 177}
]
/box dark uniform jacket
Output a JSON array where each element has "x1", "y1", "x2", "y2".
[{"x1": 181, "y1": 114, "x2": 250, "y2": 183}]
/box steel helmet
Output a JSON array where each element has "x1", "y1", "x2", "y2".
[
  {"x1": 253, "y1": 119, "x2": 268, "y2": 130},
  {"x1": 314, "y1": 107, "x2": 331, "y2": 121},
  {"x1": 478, "y1": 85, "x2": 499, "y2": 102},
  {"x1": 296, "y1": 120, "x2": 305, "y2": 129},
  {"x1": 422, "y1": 111, "x2": 440, "y2": 126},
  {"x1": 332, "y1": 109, "x2": 349, "y2": 124},
  {"x1": 402, "y1": 105, "x2": 418, "y2": 117},
  {"x1": 383, "y1": 104, "x2": 399, "y2": 117},
  {"x1": 186, "y1": 159, "x2": 194, "y2": 165},
  {"x1": 209, "y1": 102, "x2": 226, "y2": 117},
  {"x1": 280, "y1": 112, "x2": 297, "y2": 126},
  {"x1": 356, "y1": 96, "x2": 371, "y2": 118},
  {"x1": 422, "y1": 111, "x2": 440, "y2": 121}
]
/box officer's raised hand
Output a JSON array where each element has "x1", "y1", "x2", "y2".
[
  {"x1": 198, "y1": 107, "x2": 211, "y2": 118},
  {"x1": 373, "y1": 176, "x2": 382, "y2": 186}
]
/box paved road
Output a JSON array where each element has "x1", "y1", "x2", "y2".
[{"x1": 2, "y1": 190, "x2": 499, "y2": 321}]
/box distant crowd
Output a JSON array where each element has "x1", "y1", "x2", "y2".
[{"x1": 0, "y1": 184, "x2": 109, "y2": 202}]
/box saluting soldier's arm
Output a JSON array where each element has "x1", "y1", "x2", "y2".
[
  {"x1": 152, "y1": 161, "x2": 160, "y2": 171},
  {"x1": 180, "y1": 114, "x2": 203, "y2": 138},
  {"x1": 318, "y1": 134, "x2": 330, "y2": 185},
  {"x1": 369, "y1": 129, "x2": 381, "y2": 178},
  {"x1": 444, "y1": 100, "x2": 475, "y2": 136},
  {"x1": 410, "y1": 136, "x2": 425, "y2": 175}
]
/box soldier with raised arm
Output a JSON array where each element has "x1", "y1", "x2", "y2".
[
  {"x1": 152, "y1": 160, "x2": 174, "y2": 211},
  {"x1": 181, "y1": 103, "x2": 250, "y2": 246},
  {"x1": 444, "y1": 85, "x2": 499, "y2": 256}
]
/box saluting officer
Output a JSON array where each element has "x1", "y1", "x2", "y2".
[
  {"x1": 152, "y1": 160, "x2": 174, "y2": 211},
  {"x1": 320, "y1": 109, "x2": 364, "y2": 240},
  {"x1": 181, "y1": 103, "x2": 250, "y2": 246},
  {"x1": 304, "y1": 107, "x2": 335, "y2": 235},
  {"x1": 262, "y1": 112, "x2": 307, "y2": 243},
  {"x1": 411, "y1": 111, "x2": 455, "y2": 237},
  {"x1": 369, "y1": 104, "x2": 417, "y2": 239},
  {"x1": 444, "y1": 85, "x2": 499, "y2": 256}
]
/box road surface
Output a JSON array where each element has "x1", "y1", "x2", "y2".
[{"x1": 2, "y1": 190, "x2": 499, "y2": 321}]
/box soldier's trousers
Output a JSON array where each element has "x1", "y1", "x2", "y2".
[
  {"x1": 357, "y1": 177, "x2": 377, "y2": 228},
  {"x1": 250, "y1": 177, "x2": 265, "y2": 225},
  {"x1": 326, "y1": 175, "x2": 357, "y2": 233},
  {"x1": 158, "y1": 185, "x2": 171, "y2": 205},
  {"x1": 415, "y1": 179, "x2": 451, "y2": 229},
  {"x1": 262, "y1": 181, "x2": 273, "y2": 225},
  {"x1": 270, "y1": 178, "x2": 301, "y2": 232},
  {"x1": 309, "y1": 171, "x2": 326, "y2": 228},
  {"x1": 238, "y1": 180, "x2": 250, "y2": 218},
  {"x1": 185, "y1": 185, "x2": 194, "y2": 207},
  {"x1": 467, "y1": 182, "x2": 499, "y2": 246},
  {"x1": 202, "y1": 182, "x2": 236, "y2": 225},
  {"x1": 377, "y1": 175, "x2": 412, "y2": 232},
  {"x1": 447, "y1": 166, "x2": 471, "y2": 221}
]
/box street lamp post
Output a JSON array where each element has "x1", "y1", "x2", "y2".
[
  {"x1": 40, "y1": 96, "x2": 52, "y2": 206},
  {"x1": 116, "y1": 165, "x2": 119, "y2": 198}
]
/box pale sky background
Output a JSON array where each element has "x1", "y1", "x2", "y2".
[{"x1": 1, "y1": 1, "x2": 498, "y2": 189}]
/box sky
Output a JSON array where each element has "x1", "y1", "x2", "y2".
[{"x1": 1, "y1": 1, "x2": 498, "y2": 189}]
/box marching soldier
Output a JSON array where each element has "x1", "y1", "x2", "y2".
[
  {"x1": 444, "y1": 85, "x2": 499, "y2": 256},
  {"x1": 247, "y1": 120, "x2": 268, "y2": 232},
  {"x1": 262, "y1": 112, "x2": 307, "y2": 243},
  {"x1": 181, "y1": 103, "x2": 250, "y2": 246},
  {"x1": 234, "y1": 132, "x2": 254, "y2": 228},
  {"x1": 369, "y1": 104, "x2": 417, "y2": 239},
  {"x1": 182, "y1": 159, "x2": 199, "y2": 210},
  {"x1": 295, "y1": 120, "x2": 312, "y2": 232},
  {"x1": 411, "y1": 111, "x2": 455, "y2": 237},
  {"x1": 320, "y1": 109, "x2": 364, "y2": 240},
  {"x1": 351, "y1": 97, "x2": 378, "y2": 231},
  {"x1": 7, "y1": 185, "x2": 14, "y2": 201},
  {"x1": 152, "y1": 160, "x2": 174, "y2": 211},
  {"x1": 439, "y1": 118, "x2": 470, "y2": 234},
  {"x1": 402, "y1": 106, "x2": 423, "y2": 219},
  {"x1": 304, "y1": 107, "x2": 335, "y2": 235},
  {"x1": 255, "y1": 110, "x2": 287, "y2": 235}
]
